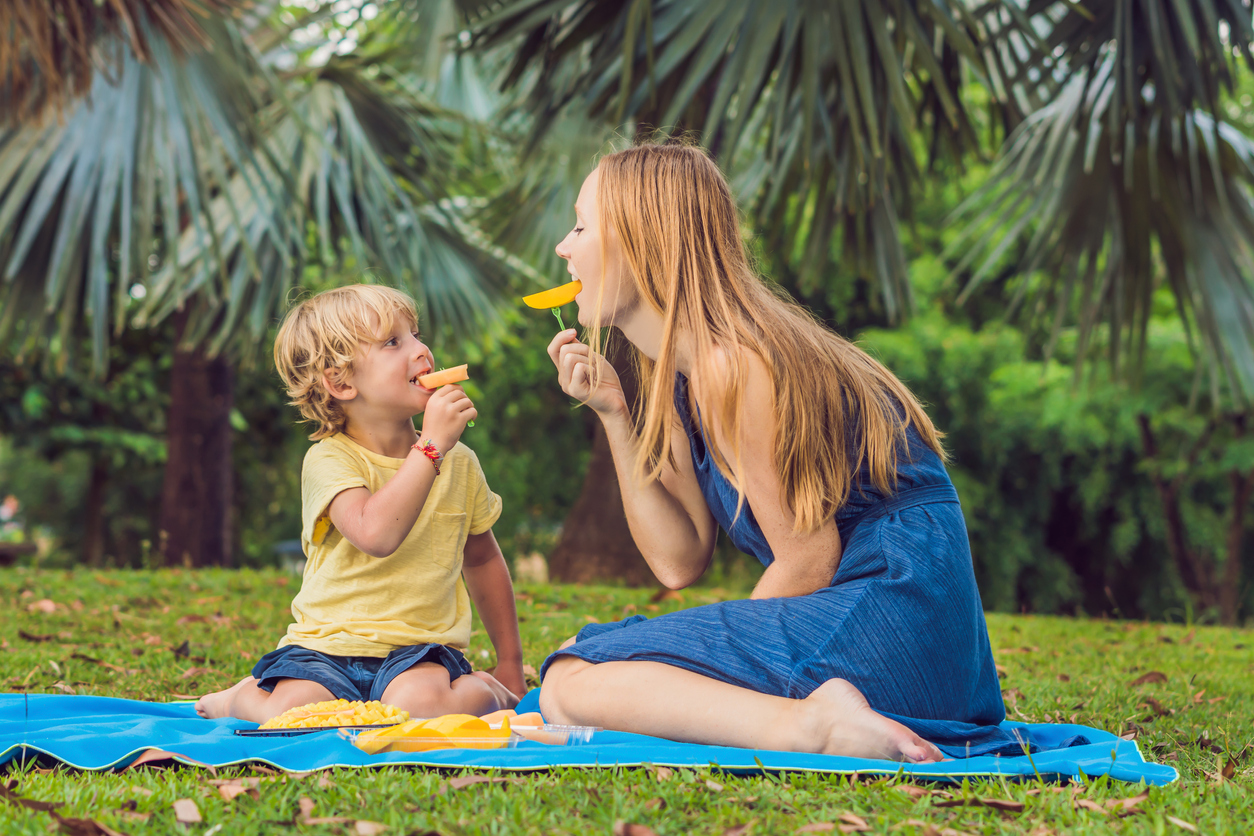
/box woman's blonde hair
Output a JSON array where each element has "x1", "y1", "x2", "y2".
[
  {"x1": 588, "y1": 142, "x2": 944, "y2": 534},
  {"x1": 274, "y1": 284, "x2": 419, "y2": 439}
]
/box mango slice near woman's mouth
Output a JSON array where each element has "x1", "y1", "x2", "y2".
[{"x1": 522, "y1": 280, "x2": 582, "y2": 330}]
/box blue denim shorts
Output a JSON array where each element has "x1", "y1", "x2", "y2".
[{"x1": 251, "y1": 643, "x2": 473, "y2": 703}]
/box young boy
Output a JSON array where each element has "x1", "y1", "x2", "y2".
[{"x1": 196, "y1": 285, "x2": 524, "y2": 722}]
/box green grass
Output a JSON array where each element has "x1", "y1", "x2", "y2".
[{"x1": 0, "y1": 567, "x2": 1250, "y2": 835}]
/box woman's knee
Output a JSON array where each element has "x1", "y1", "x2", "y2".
[{"x1": 537, "y1": 655, "x2": 590, "y2": 724}]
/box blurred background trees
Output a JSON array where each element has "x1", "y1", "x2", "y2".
[{"x1": 1, "y1": 0, "x2": 1252, "y2": 625}]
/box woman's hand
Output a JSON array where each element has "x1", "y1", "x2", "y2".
[{"x1": 546, "y1": 330, "x2": 628, "y2": 418}]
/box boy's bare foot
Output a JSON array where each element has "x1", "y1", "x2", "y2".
[
  {"x1": 195, "y1": 676, "x2": 256, "y2": 719},
  {"x1": 470, "y1": 670, "x2": 521, "y2": 711},
  {"x1": 801, "y1": 678, "x2": 944, "y2": 763}
]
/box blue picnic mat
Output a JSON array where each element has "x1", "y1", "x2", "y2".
[{"x1": 0, "y1": 692, "x2": 1177, "y2": 785}]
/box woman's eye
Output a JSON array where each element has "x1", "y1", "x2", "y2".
[{"x1": 574, "y1": 227, "x2": 584, "y2": 234}]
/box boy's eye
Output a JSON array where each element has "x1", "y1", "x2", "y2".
[{"x1": 384, "y1": 337, "x2": 398, "y2": 346}]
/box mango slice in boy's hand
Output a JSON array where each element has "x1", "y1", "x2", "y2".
[
  {"x1": 522, "y1": 280, "x2": 582, "y2": 309},
  {"x1": 417, "y1": 364, "x2": 469, "y2": 389}
]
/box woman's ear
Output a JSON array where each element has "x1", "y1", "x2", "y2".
[{"x1": 322, "y1": 368, "x2": 356, "y2": 402}]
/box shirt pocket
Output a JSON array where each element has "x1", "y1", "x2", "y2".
[{"x1": 429, "y1": 511, "x2": 468, "y2": 570}]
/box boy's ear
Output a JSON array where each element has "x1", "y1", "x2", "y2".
[{"x1": 322, "y1": 369, "x2": 356, "y2": 402}]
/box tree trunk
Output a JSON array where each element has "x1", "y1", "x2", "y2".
[
  {"x1": 1136, "y1": 413, "x2": 1217, "y2": 610},
  {"x1": 81, "y1": 454, "x2": 108, "y2": 567},
  {"x1": 549, "y1": 334, "x2": 654, "y2": 586},
  {"x1": 160, "y1": 315, "x2": 234, "y2": 567},
  {"x1": 1220, "y1": 414, "x2": 1252, "y2": 625}
]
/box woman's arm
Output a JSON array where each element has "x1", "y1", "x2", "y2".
[
  {"x1": 461, "y1": 530, "x2": 526, "y2": 697},
  {"x1": 708, "y1": 351, "x2": 843, "y2": 599},
  {"x1": 548, "y1": 331, "x2": 718, "y2": 589}
]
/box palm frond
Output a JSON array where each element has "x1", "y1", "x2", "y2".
[
  {"x1": 138, "y1": 58, "x2": 514, "y2": 352},
  {"x1": 0, "y1": 16, "x2": 270, "y2": 373},
  {"x1": 0, "y1": 0, "x2": 247, "y2": 126},
  {"x1": 461, "y1": 0, "x2": 988, "y2": 322},
  {"x1": 953, "y1": 1, "x2": 1254, "y2": 403}
]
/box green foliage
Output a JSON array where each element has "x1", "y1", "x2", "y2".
[
  {"x1": 860, "y1": 308, "x2": 1251, "y2": 622},
  {"x1": 0, "y1": 569, "x2": 1250, "y2": 834}
]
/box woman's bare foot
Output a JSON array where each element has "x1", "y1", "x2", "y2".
[
  {"x1": 195, "y1": 676, "x2": 256, "y2": 719},
  {"x1": 800, "y1": 679, "x2": 944, "y2": 763},
  {"x1": 470, "y1": 670, "x2": 521, "y2": 710}
]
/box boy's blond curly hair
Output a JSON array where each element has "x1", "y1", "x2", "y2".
[{"x1": 274, "y1": 285, "x2": 419, "y2": 440}]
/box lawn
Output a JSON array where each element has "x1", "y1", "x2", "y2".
[{"x1": 0, "y1": 567, "x2": 1250, "y2": 835}]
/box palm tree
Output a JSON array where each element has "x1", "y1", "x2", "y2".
[{"x1": 0, "y1": 1, "x2": 512, "y2": 565}]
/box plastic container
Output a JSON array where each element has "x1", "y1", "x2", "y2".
[{"x1": 341, "y1": 723, "x2": 599, "y2": 754}]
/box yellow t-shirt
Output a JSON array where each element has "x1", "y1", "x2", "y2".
[{"x1": 281, "y1": 433, "x2": 502, "y2": 657}]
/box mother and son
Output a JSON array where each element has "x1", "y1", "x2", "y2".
[{"x1": 197, "y1": 142, "x2": 1016, "y2": 761}]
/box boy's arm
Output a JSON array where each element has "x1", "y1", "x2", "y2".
[
  {"x1": 326, "y1": 452, "x2": 436, "y2": 558},
  {"x1": 327, "y1": 386, "x2": 474, "y2": 557},
  {"x1": 461, "y1": 530, "x2": 526, "y2": 698}
]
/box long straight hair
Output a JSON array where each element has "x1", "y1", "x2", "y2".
[{"x1": 587, "y1": 143, "x2": 944, "y2": 534}]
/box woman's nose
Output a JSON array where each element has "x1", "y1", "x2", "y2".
[{"x1": 555, "y1": 235, "x2": 571, "y2": 260}]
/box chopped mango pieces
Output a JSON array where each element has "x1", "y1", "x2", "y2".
[{"x1": 259, "y1": 699, "x2": 408, "y2": 730}]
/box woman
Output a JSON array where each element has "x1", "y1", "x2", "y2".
[{"x1": 541, "y1": 143, "x2": 1015, "y2": 761}]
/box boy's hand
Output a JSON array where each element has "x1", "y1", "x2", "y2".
[
  {"x1": 491, "y1": 658, "x2": 527, "y2": 700},
  {"x1": 421, "y1": 384, "x2": 477, "y2": 452}
]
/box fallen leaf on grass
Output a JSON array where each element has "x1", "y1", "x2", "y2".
[
  {"x1": 1074, "y1": 799, "x2": 1107, "y2": 815},
  {"x1": 796, "y1": 825, "x2": 836, "y2": 834},
  {"x1": 49, "y1": 811, "x2": 128, "y2": 836},
  {"x1": 1129, "y1": 671, "x2": 1168, "y2": 686},
  {"x1": 0, "y1": 780, "x2": 63, "y2": 811},
  {"x1": 614, "y1": 822, "x2": 659, "y2": 836},
  {"x1": 722, "y1": 823, "x2": 754, "y2": 836},
  {"x1": 169, "y1": 694, "x2": 199, "y2": 700},
  {"x1": 1056, "y1": 673, "x2": 1071, "y2": 682},
  {"x1": 1106, "y1": 789, "x2": 1150, "y2": 815},
  {"x1": 1166, "y1": 816, "x2": 1198, "y2": 832},
  {"x1": 28, "y1": 599, "x2": 58, "y2": 614},
  {"x1": 644, "y1": 797, "x2": 666, "y2": 810},
  {"x1": 71, "y1": 654, "x2": 138, "y2": 676},
  {"x1": 705, "y1": 779, "x2": 724, "y2": 791},
  {"x1": 179, "y1": 667, "x2": 219, "y2": 680},
  {"x1": 17, "y1": 630, "x2": 55, "y2": 642},
  {"x1": 318, "y1": 774, "x2": 336, "y2": 789},
  {"x1": 647, "y1": 765, "x2": 674, "y2": 782},
  {"x1": 895, "y1": 785, "x2": 930, "y2": 798},
  {"x1": 176, "y1": 615, "x2": 208, "y2": 626},
  {"x1": 354, "y1": 822, "x2": 387, "y2": 836},
  {"x1": 50, "y1": 682, "x2": 77, "y2": 694},
  {"x1": 837, "y1": 812, "x2": 871, "y2": 832},
  {"x1": 125, "y1": 749, "x2": 215, "y2": 774},
  {"x1": 934, "y1": 797, "x2": 1024, "y2": 813},
  {"x1": 172, "y1": 798, "x2": 201, "y2": 823},
  {"x1": 214, "y1": 781, "x2": 258, "y2": 802}
]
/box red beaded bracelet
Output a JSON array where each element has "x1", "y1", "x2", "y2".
[{"x1": 412, "y1": 438, "x2": 443, "y2": 476}]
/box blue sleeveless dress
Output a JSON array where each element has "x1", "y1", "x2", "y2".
[{"x1": 541, "y1": 374, "x2": 1021, "y2": 757}]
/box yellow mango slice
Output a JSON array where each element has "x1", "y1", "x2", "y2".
[{"x1": 522, "y1": 281, "x2": 582, "y2": 309}]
